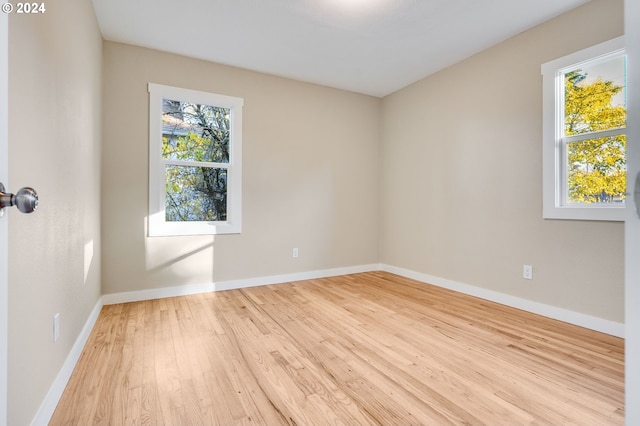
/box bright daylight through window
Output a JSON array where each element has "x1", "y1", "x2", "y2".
[
  {"x1": 148, "y1": 83, "x2": 243, "y2": 236},
  {"x1": 542, "y1": 37, "x2": 626, "y2": 221}
]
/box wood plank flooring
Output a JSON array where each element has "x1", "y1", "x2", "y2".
[{"x1": 50, "y1": 271, "x2": 624, "y2": 425}]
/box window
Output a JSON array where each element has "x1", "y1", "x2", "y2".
[
  {"x1": 148, "y1": 83, "x2": 243, "y2": 236},
  {"x1": 542, "y1": 37, "x2": 626, "y2": 221}
]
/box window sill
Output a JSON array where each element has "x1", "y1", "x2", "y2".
[{"x1": 543, "y1": 205, "x2": 625, "y2": 222}]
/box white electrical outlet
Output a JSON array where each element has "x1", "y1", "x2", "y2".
[
  {"x1": 523, "y1": 264, "x2": 533, "y2": 280},
  {"x1": 53, "y1": 313, "x2": 60, "y2": 342},
  {"x1": 292, "y1": 247, "x2": 299, "y2": 258}
]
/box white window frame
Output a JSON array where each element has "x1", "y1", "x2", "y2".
[
  {"x1": 148, "y1": 83, "x2": 243, "y2": 236},
  {"x1": 541, "y1": 36, "x2": 626, "y2": 221}
]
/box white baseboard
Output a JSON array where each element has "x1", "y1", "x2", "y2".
[
  {"x1": 102, "y1": 263, "x2": 381, "y2": 305},
  {"x1": 102, "y1": 282, "x2": 215, "y2": 305},
  {"x1": 31, "y1": 297, "x2": 104, "y2": 426},
  {"x1": 102, "y1": 262, "x2": 625, "y2": 338},
  {"x1": 380, "y1": 264, "x2": 625, "y2": 338}
]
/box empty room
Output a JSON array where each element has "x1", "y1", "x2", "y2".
[{"x1": 2, "y1": 0, "x2": 639, "y2": 424}]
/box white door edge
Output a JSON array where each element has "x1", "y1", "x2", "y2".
[{"x1": 0, "y1": 12, "x2": 10, "y2": 426}]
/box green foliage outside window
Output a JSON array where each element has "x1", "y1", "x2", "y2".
[{"x1": 162, "y1": 101, "x2": 231, "y2": 221}]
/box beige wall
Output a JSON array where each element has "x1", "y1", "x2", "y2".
[
  {"x1": 101, "y1": 42, "x2": 381, "y2": 294},
  {"x1": 7, "y1": 0, "x2": 103, "y2": 423},
  {"x1": 381, "y1": 0, "x2": 625, "y2": 322}
]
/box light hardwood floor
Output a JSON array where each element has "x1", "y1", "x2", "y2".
[{"x1": 50, "y1": 272, "x2": 624, "y2": 425}]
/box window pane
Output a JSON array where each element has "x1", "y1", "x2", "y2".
[
  {"x1": 162, "y1": 99, "x2": 230, "y2": 163},
  {"x1": 564, "y1": 55, "x2": 626, "y2": 136},
  {"x1": 566, "y1": 135, "x2": 626, "y2": 204},
  {"x1": 165, "y1": 165, "x2": 227, "y2": 221}
]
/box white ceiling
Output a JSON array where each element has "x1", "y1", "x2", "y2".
[{"x1": 91, "y1": 0, "x2": 590, "y2": 97}]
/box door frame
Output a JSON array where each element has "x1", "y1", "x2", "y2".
[
  {"x1": 625, "y1": 1, "x2": 640, "y2": 423},
  {"x1": 1, "y1": 12, "x2": 9, "y2": 426}
]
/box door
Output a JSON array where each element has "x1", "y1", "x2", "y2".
[
  {"x1": 626, "y1": 1, "x2": 640, "y2": 424},
  {"x1": 0, "y1": 12, "x2": 8, "y2": 426}
]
